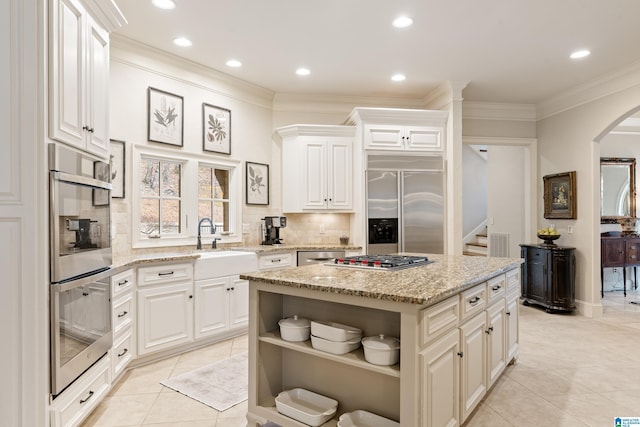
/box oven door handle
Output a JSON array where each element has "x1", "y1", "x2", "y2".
[{"x1": 52, "y1": 171, "x2": 112, "y2": 191}]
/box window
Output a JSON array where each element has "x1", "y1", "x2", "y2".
[
  {"x1": 140, "y1": 157, "x2": 182, "y2": 236},
  {"x1": 133, "y1": 146, "x2": 241, "y2": 248}
]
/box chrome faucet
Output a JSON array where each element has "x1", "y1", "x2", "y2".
[{"x1": 197, "y1": 217, "x2": 217, "y2": 250}]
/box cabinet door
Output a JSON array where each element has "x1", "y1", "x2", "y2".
[
  {"x1": 405, "y1": 126, "x2": 442, "y2": 151},
  {"x1": 602, "y1": 238, "x2": 625, "y2": 267},
  {"x1": 550, "y1": 250, "x2": 575, "y2": 308},
  {"x1": 327, "y1": 140, "x2": 352, "y2": 209},
  {"x1": 626, "y1": 238, "x2": 640, "y2": 266},
  {"x1": 229, "y1": 278, "x2": 249, "y2": 328},
  {"x1": 420, "y1": 329, "x2": 460, "y2": 427},
  {"x1": 522, "y1": 247, "x2": 546, "y2": 303},
  {"x1": 194, "y1": 278, "x2": 229, "y2": 339},
  {"x1": 486, "y1": 301, "x2": 506, "y2": 388},
  {"x1": 506, "y1": 293, "x2": 519, "y2": 362},
  {"x1": 459, "y1": 313, "x2": 486, "y2": 423},
  {"x1": 303, "y1": 142, "x2": 327, "y2": 209},
  {"x1": 85, "y1": 13, "x2": 109, "y2": 158},
  {"x1": 137, "y1": 282, "x2": 193, "y2": 355},
  {"x1": 50, "y1": 0, "x2": 85, "y2": 149},
  {"x1": 364, "y1": 124, "x2": 404, "y2": 150}
]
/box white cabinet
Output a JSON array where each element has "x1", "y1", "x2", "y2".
[
  {"x1": 420, "y1": 329, "x2": 460, "y2": 427},
  {"x1": 257, "y1": 251, "x2": 294, "y2": 271},
  {"x1": 194, "y1": 275, "x2": 249, "y2": 339},
  {"x1": 137, "y1": 263, "x2": 194, "y2": 356},
  {"x1": 364, "y1": 124, "x2": 443, "y2": 151},
  {"x1": 459, "y1": 310, "x2": 487, "y2": 422},
  {"x1": 278, "y1": 124, "x2": 355, "y2": 212},
  {"x1": 50, "y1": 355, "x2": 111, "y2": 427},
  {"x1": 111, "y1": 268, "x2": 135, "y2": 380},
  {"x1": 49, "y1": 0, "x2": 110, "y2": 158},
  {"x1": 486, "y1": 300, "x2": 507, "y2": 388}
]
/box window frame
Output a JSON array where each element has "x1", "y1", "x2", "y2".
[{"x1": 132, "y1": 144, "x2": 242, "y2": 249}]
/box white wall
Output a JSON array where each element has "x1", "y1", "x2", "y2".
[
  {"x1": 536, "y1": 83, "x2": 640, "y2": 316},
  {"x1": 461, "y1": 145, "x2": 487, "y2": 237}
]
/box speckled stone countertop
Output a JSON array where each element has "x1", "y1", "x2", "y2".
[
  {"x1": 231, "y1": 244, "x2": 361, "y2": 254},
  {"x1": 240, "y1": 254, "x2": 523, "y2": 306}
]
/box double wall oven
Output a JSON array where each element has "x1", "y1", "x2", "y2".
[{"x1": 49, "y1": 144, "x2": 113, "y2": 396}]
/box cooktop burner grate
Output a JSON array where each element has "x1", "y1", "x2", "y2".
[{"x1": 331, "y1": 255, "x2": 431, "y2": 271}]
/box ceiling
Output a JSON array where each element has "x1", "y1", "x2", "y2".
[{"x1": 113, "y1": 0, "x2": 640, "y2": 105}]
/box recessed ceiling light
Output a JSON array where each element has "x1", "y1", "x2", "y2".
[
  {"x1": 570, "y1": 49, "x2": 591, "y2": 59},
  {"x1": 226, "y1": 59, "x2": 242, "y2": 68},
  {"x1": 152, "y1": 0, "x2": 176, "y2": 10},
  {"x1": 173, "y1": 37, "x2": 192, "y2": 47},
  {"x1": 391, "y1": 74, "x2": 406, "y2": 82},
  {"x1": 392, "y1": 16, "x2": 413, "y2": 28},
  {"x1": 296, "y1": 68, "x2": 311, "y2": 76}
]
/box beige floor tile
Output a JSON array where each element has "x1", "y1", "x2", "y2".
[
  {"x1": 463, "y1": 405, "x2": 512, "y2": 427},
  {"x1": 82, "y1": 394, "x2": 158, "y2": 427},
  {"x1": 542, "y1": 391, "x2": 637, "y2": 427},
  {"x1": 142, "y1": 392, "x2": 219, "y2": 424},
  {"x1": 143, "y1": 421, "x2": 216, "y2": 427},
  {"x1": 110, "y1": 356, "x2": 179, "y2": 396}
]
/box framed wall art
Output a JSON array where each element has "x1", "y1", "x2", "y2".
[
  {"x1": 203, "y1": 103, "x2": 231, "y2": 154},
  {"x1": 109, "y1": 139, "x2": 125, "y2": 199},
  {"x1": 246, "y1": 161, "x2": 269, "y2": 205},
  {"x1": 544, "y1": 171, "x2": 577, "y2": 219},
  {"x1": 147, "y1": 87, "x2": 184, "y2": 146}
]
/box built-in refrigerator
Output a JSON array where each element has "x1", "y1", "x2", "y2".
[{"x1": 366, "y1": 154, "x2": 444, "y2": 255}]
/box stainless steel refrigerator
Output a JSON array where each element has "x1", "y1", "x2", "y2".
[{"x1": 366, "y1": 155, "x2": 444, "y2": 255}]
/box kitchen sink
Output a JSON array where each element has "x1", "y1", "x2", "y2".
[{"x1": 194, "y1": 250, "x2": 258, "y2": 280}]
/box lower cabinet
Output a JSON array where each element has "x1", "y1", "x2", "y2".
[
  {"x1": 459, "y1": 310, "x2": 487, "y2": 422},
  {"x1": 195, "y1": 275, "x2": 249, "y2": 339},
  {"x1": 49, "y1": 355, "x2": 111, "y2": 427},
  {"x1": 257, "y1": 251, "x2": 294, "y2": 270},
  {"x1": 111, "y1": 268, "x2": 135, "y2": 380}
]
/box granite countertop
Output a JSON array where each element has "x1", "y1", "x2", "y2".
[
  {"x1": 232, "y1": 244, "x2": 361, "y2": 254},
  {"x1": 240, "y1": 254, "x2": 523, "y2": 306}
]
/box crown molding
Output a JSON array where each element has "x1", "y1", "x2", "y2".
[
  {"x1": 424, "y1": 81, "x2": 468, "y2": 109},
  {"x1": 536, "y1": 59, "x2": 640, "y2": 120},
  {"x1": 272, "y1": 93, "x2": 426, "y2": 115},
  {"x1": 110, "y1": 35, "x2": 275, "y2": 109},
  {"x1": 275, "y1": 124, "x2": 356, "y2": 138},
  {"x1": 83, "y1": 0, "x2": 127, "y2": 32},
  {"x1": 462, "y1": 102, "x2": 536, "y2": 122}
]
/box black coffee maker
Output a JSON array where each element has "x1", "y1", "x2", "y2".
[{"x1": 262, "y1": 216, "x2": 286, "y2": 245}]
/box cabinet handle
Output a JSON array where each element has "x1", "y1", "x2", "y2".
[
  {"x1": 189, "y1": 295, "x2": 193, "y2": 299},
  {"x1": 457, "y1": 351, "x2": 463, "y2": 358},
  {"x1": 117, "y1": 348, "x2": 128, "y2": 358},
  {"x1": 506, "y1": 311, "x2": 511, "y2": 316},
  {"x1": 82, "y1": 292, "x2": 89, "y2": 297},
  {"x1": 118, "y1": 311, "x2": 128, "y2": 318},
  {"x1": 230, "y1": 287, "x2": 235, "y2": 291},
  {"x1": 79, "y1": 390, "x2": 94, "y2": 404},
  {"x1": 271, "y1": 259, "x2": 281, "y2": 263},
  {"x1": 468, "y1": 296, "x2": 480, "y2": 306},
  {"x1": 158, "y1": 271, "x2": 175, "y2": 277},
  {"x1": 492, "y1": 284, "x2": 502, "y2": 291},
  {"x1": 485, "y1": 326, "x2": 494, "y2": 334},
  {"x1": 117, "y1": 279, "x2": 129, "y2": 286}
]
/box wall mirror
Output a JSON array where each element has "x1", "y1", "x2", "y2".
[{"x1": 601, "y1": 157, "x2": 636, "y2": 223}]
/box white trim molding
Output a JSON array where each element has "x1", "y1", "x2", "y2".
[{"x1": 462, "y1": 102, "x2": 537, "y2": 122}]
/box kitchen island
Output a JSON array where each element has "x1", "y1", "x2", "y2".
[{"x1": 241, "y1": 254, "x2": 523, "y2": 427}]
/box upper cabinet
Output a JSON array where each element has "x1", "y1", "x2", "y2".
[
  {"x1": 346, "y1": 107, "x2": 449, "y2": 152},
  {"x1": 278, "y1": 125, "x2": 355, "y2": 213},
  {"x1": 49, "y1": 0, "x2": 126, "y2": 159}
]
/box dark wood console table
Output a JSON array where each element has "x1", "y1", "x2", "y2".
[
  {"x1": 601, "y1": 231, "x2": 640, "y2": 297},
  {"x1": 520, "y1": 244, "x2": 576, "y2": 312}
]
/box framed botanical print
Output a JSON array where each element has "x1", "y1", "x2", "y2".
[
  {"x1": 148, "y1": 87, "x2": 184, "y2": 146},
  {"x1": 544, "y1": 171, "x2": 577, "y2": 219},
  {"x1": 203, "y1": 103, "x2": 231, "y2": 154},
  {"x1": 109, "y1": 139, "x2": 125, "y2": 198},
  {"x1": 246, "y1": 162, "x2": 269, "y2": 205}
]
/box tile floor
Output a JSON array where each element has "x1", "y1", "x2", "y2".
[{"x1": 82, "y1": 289, "x2": 640, "y2": 427}]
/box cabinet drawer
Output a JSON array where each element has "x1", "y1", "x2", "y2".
[
  {"x1": 111, "y1": 268, "x2": 134, "y2": 299},
  {"x1": 112, "y1": 330, "x2": 135, "y2": 380},
  {"x1": 486, "y1": 274, "x2": 506, "y2": 304},
  {"x1": 420, "y1": 296, "x2": 459, "y2": 345},
  {"x1": 137, "y1": 262, "x2": 193, "y2": 286},
  {"x1": 459, "y1": 284, "x2": 486, "y2": 321},
  {"x1": 258, "y1": 252, "x2": 293, "y2": 270},
  {"x1": 506, "y1": 268, "x2": 520, "y2": 293},
  {"x1": 113, "y1": 293, "x2": 134, "y2": 336},
  {"x1": 50, "y1": 355, "x2": 111, "y2": 427}
]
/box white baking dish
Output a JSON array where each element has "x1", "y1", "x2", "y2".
[
  {"x1": 337, "y1": 410, "x2": 400, "y2": 427},
  {"x1": 361, "y1": 334, "x2": 400, "y2": 366},
  {"x1": 275, "y1": 388, "x2": 338, "y2": 426},
  {"x1": 278, "y1": 315, "x2": 311, "y2": 342},
  {"x1": 311, "y1": 334, "x2": 361, "y2": 355},
  {"x1": 310, "y1": 320, "x2": 362, "y2": 342}
]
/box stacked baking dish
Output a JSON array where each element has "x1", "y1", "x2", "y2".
[{"x1": 310, "y1": 320, "x2": 362, "y2": 355}]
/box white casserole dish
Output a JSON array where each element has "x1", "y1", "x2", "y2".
[
  {"x1": 311, "y1": 334, "x2": 361, "y2": 355},
  {"x1": 275, "y1": 388, "x2": 338, "y2": 426},
  {"x1": 278, "y1": 315, "x2": 311, "y2": 342},
  {"x1": 361, "y1": 334, "x2": 400, "y2": 366},
  {"x1": 310, "y1": 320, "x2": 363, "y2": 342},
  {"x1": 337, "y1": 410, "x2": 400, "y2": 427}
]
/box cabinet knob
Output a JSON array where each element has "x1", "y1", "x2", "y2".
[
  {"x1": 117, "y1": 348, "x2": 128, "y2": 358},
  {"x1": 457, "y1": 351, "x2": 463, "y2": 358}
]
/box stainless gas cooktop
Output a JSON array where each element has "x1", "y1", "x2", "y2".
[{"x1": 331, "y1": 255, "x2": 431, "y2": 271}]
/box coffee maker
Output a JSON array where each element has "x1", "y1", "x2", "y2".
[{"x1": 262, "y1": 216, "x2": 287, "y2": 245}]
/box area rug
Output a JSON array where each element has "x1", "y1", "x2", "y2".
[{"x1": 160, "y1": 352, "x2": 248, "y2": 411}]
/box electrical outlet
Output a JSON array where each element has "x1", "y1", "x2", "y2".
[
  {"x1": 320, "y1": 224, "x2": 325, "y2": 234},
  {"x1": 567, "y1": 225, "x2": 573, "y2": 234},
  {"x1": 242, "y1": 223, "x2": 250, "y2": 234}
]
